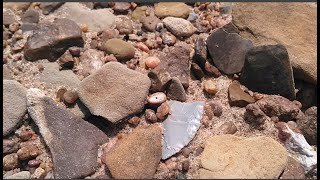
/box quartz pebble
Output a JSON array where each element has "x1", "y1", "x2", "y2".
[
  {"x1": 147, "y1": 92, "x2": 167, "y2": 106},
  {"x1": 145, "y1": 56, "x2": 161, "y2": 69}
]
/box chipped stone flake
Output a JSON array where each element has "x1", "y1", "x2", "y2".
[{"x1": 162, "y1": 100, "x2": 204, "y2": 159}]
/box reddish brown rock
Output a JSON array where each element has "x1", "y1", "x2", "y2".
[
  {"x1": 156, "y1": 102, "x2": 171, "y2": 121},
  {"x1": 166, "y1": 77, "x2": 187, "y2": 102},
  {"x1": 17, "y1": 145, "x2": 40, "y2": 161},
  {"x1": 296, "y1": 106, "x2": 317, "y2": 145},
  {"x1": 3, "y1": 153, "x2": 19, "y2": 170},
  {"x1": 113, "y1": 2, "x2": 131, "y2": 13},
  {"x1": 228, "y1": 81, "x2": 255, "y2": 107}
]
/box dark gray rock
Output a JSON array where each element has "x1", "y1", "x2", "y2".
[
  {"x1": 21, "y1": 9, "x2": 39, "y2": 23},
  {"x1": 240, "y1": 44, "x2": 296, "y2": 100},
  {"x1": 24, "y1": 18, "x2": 84, "y2": 62},
  {"x1": 191, "y1": 63, "x2": 204, "y2": 80},
  {"x1": 295, "y1": 79, "x2": 317, "y2": 109},
  {"x1": 26, "y1": 89, "x2": 108, "y2": 179},
  {"x1": 148, "y1": 71, "x2": 164, "y2": 93},
  {"x1": 40, "y1": 2, "x2": 64, "y2": 15},
  {"x1": 193, "y1": 37, "x2": 207, "y2": 69},
  {"x1": 297, "y1": 106, "x2": 317, "y2": 145},
  {"x1": 3, "y1": 80, "x2": 27, "y2": 136},
  {"x1": 207, "y1": 28, "x2": 253, "y2": 74},
  {"x1": 166, "y1": 77, "x2": 187, "y2": 102}
]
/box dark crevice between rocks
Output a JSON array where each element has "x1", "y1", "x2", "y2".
[{"x1": 278, "y1": 169, "x2": 284, "y2": 179}]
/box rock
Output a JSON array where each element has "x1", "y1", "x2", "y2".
[
  {"x1": 24, "y1": 18, "x2": 84, "y2": 62},
  {"x1": 78, "y1": 49, "x2": 104, "y2": 77},
  {"x1": 5, "y1": 171, "x2": 31, "y2": 179},
  {"x1": 145, "y1": 109, "x2": 158, "y2": 123},
  {"x1": 155, "y1": 2, "x2": 191, "y2": 19},
  {"x1": 131, "y1": 6, "x2": 147, "y2": 22},
  {"x1": 296, "y1": 106, "x2": 317, "y2": 145},
  {"x1": 78, "y1": 62, "x2": 151, "y2": 123},
  {"x1": 199, "y1": 135, "x2": 288, "y2": 179},
  {"x1": 194, "y1": 147, "x2": 204, "y2": 157},
  {"x1": 63, "y1": 90, "x2": 78, "y2": 105},
  {"x1": 295, "y1": 80, "x2": 317, "y2": 109},
  {"x1": 31, "y1": 167, "x2": 46, "y2": 179},
  {"x1": 59, "y1": 54, "x2": 74, "y2": 69},
  {"x1": 145, "y1": 56, "x2": 161, "y2": 69},
  {"x1": 100, "y1": 28, "x2": 119, "y2": 42},
  {"x1": 182, "y1": 148, "x2": 191, "y2": 158},
  {"x1": 142, "y1": 16, "x2": 161, "y2": 32},
  {"x1": 160, "y1": 31, "x2": 176, "y2": 46},
  {"x1": 163, "y1": 17, "x2": 197, "y2": 37},
  {"x1": 204, "y1": 62, "x2": 221, "y2": 77},
  {"x1": 232, "y1": 3, "x2": 316, "y2": 84},
  {"x1": 3, "y1": 139, "x2": 20, "y2": 154},
  {"x1": 154, "y1": 44, "x2": 191, "y2": 89},
  {"x1": 115, "y1": 16, "x2": 133, "y2": 35},
  {"x1": 3, "y1": 9, "x2": 18, "y2": 26},
  {"x1": 3, "y1": 65, "x2": 13, "y2": 80},
  {"x1": 166, "y1": 77, "x2": 187, "y2": 102},
  {"x1": 3, "y1": 80, "x2": 27, "y2": 136},
  {"x1": 3, "y1": 153, "x2": 19, "y2": 170},
  {"x1": 113, "y1": 2, "x2": 131, "y2": 13},
  {"x1": 256, "y1": 95, "x2": 300, "y2": 121},
  {"x1": 3, "y1": 2, "x2": 31, "y2": 11},
  {"x1": 275, "y1": 122, "x2": 317, "y2": 173},
  {"x1": 193, "y1": 37, "x2": 207, "y2": 69},
  {"x1": 22, "y1": 9, "x2": 39, "y2": 23},
  {"x1": 208, "y1": 100, "x2": 223, "y2": 117},
  {"x1": 21, "y1": 23, "x2": 38, "y2": 32},
  {"x1": 104, "y1": 125, "x2": 162, "y2": 179},
  {"x1": 240, "y1": 44, "x2": 296, "y2": 100},
  {"x1": 191, "y1": 63, "x2": 204, "y2": 80},
  {"x1": 128, "y1": 116, "x2": 141, "y2": 126},
  {"x1": 68, "y1": 47, "x2": 81, "y2": 57},
  {"x1": 162, "y1": 101, "x2": 204, "y2": 159},
  {"x1": 228, "y1": 81, "x2": 255, "y2": 107},
  {"x1": 204, "y1": 104, "x2": 214, "y2": 120},
  {"x1": 39, "y1": 63, "x2": 80, "y2": 89},
  {"x1": 26, "y1": 88, "x2": 108, "y2": 179},
  {"x1": 148, "y1": 71, "x2": 164, "y2": 93},
  {"x1": 101, "y1": 38, "x2": 135, "y2": 61},
  {"x1": 39, "y1": 2, "x2": 64, "y2": 15},
  {"x1": 280, "y1": 156, "x2": 306, "y2": 179},
  {"x1": 206, "y1": 28, "x2": 253, "y2": 75},
  {"x1": 17, "y1": 145, "x2": 40, "y2": 160},
  {"x1": 156, "y1": 102, "x2": 171, "y2": 121},
  {"x1": 147, "y1": 92, "x2": 167, "y2": 106},
  {"x1": 244, "y1": 104, "x2": 269, "y2": 127},
  {"x1": 203, "y1": 80, "x2": 218, "y2": 95},
  {"x1": 67, "y1": 99, "x2": 91, "y2": 119},
  {"x1": 220, "y1": 122, "x2": 237, "y2": 134},
  {"x1": 53, "y1": 3, "x2": 116, "y2": 33},
  {"x1": 28, "y1": 159, "x2": 41, "y2": 168},
  {"x1": 182, "y1": 160, "x2": 190, "y2": 172}
]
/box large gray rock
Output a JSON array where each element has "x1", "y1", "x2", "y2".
[
  {"x1": 26, "y1": 88, "x2": 108, "y2": 179},
  {"x1": 206, "y1": 28, "x2": 253, "y2": 75},
  {"x1": 162, "y1": 100, "x2": 204, "y2": 159},
  {"x1": 39, "y1": 63, "x2": 81, "y2": 89},
  {"x1": 3, "y1": 80, "x2": 27, "y2": 136},
  {"x1": 240, "y1": 44, "x2": 296, "y2": 100},
  {"x1": 24, "y1": 18, "x2": 84, "y2": 62},
  {"x1": 78, "y1": 62, "x2": 151, "y2": 123},
  {"x1": 104, "y1": 125, "x2": 162, "y2": 179},
  {"x1": 232, "y1": 3, "x2": 317, "y2": 84}
]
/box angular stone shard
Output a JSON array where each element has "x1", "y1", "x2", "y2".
[
  {"x1": 26, "y1": 88, "x2": 108, "y2": 179},
  {"x1": 162, "y1": 100, "x2": 205, "y2": 160},
  {"x1": 78, "y1": 62, "x2": 151, "y2": 123}
]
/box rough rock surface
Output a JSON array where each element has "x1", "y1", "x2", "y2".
[
  {"x1": 5, "y1": 171, "x2": 31, "y2": 179},
  {"x1": 3, "y1": 80, "x2": 27, "y2": 136},
  {"x1": 240, "y1": 44, "x2": 296, "y2": 100},
  {"x1": 166, "y1": 77, "x2": 187, "y2": 102},
  {"x1": 78, "y1": 62, "x2": 151, "y2": 123},
  {"x1": 228, "y1": 81, "x2": 255, "y2": 107},
  {"x1": 141, "y1": 16, "x2": 161, "y2": 32},
  {"x1": 256, "y1": 95, "x2": 300, "y2": 121},
  {"x1": 24, "y1": 18, "x2": 84, "y2": 62},
  {"x1": 233, "y1": 2, "x2": 317, "y2": 84},
  {"x1": 3, "y1": 9, "x2": 18, "y2": 26},
  {"x1": 39, "y1": 2, "x2": 64, "y2": 15},
  {"x1": 26, "y1": 88, "x2": 108, "y2": 179},
  {"x1": 199, "y1": 135, "x2": 288, "y2": 179},
  {"x1": 155, "y1": 2, "x2": 191, "y2": 19},
  {"x1": 39, "y1": 63, "x2": 81, "y2": 89},
  {"x1": 163, "y1": 17, "x2": 197, "y2": 37},
  {"x1": 280, "y1": 156, "x2": 306, "y2": 179},
  {"x1": 296, "y1": 106, "x2": 317, "y2": 145},
  {"x1": 207, "y1": 28, "x2": 253, "y2": 75},
  {"x1": 104, "y1": 125, "x2": 162, "y2": 179}
]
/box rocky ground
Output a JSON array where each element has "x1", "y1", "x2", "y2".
[{"x1": 3, "y1": 2, "x2": 317, "y2": 179}]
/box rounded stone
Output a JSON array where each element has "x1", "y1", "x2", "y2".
[
  {"x1": 3, "y1": 153, "x2": 19, "y2": 170},
  {"x1": 145, "y1": 56, "x2": 161, "y2": 69},
  {"x1": 63, "y1": 90, "x2": 78, "y2": 105},
  {"x1": 203, "y1": 80, "x2": 218, "y2": 95},
  {"x1": 147, "y1": 92, "x2": 167, "y2": 106},
  {"x1": 102, "y1": 39, "x2": 135, "y2": 61}
]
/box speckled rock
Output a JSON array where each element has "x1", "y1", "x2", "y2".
[
  {"x1": 101, "y1": 38, "x2": 135, "y2": 61},
  {"x1": 3, "y1": 65, "x2": 13, "y2": 80},
  {"x1": 115, "y1": 16, "x2": 133, "y2": 35},
  {"x1": 280, "y1": 156, "x2": 306, "y2": 179},
  {"x1": 296, "y1": 106, "x2": 317, "y2": 145},
  {"x1": 3, "y1": 80, "x2": 27, "y2": 136},
  {"x1": 78, "y1": 49, "x2": 104, "y2": 77},
  {"x1": 3, "y1": 153, "x2": 19, "y2": 170},
  {"x1": 166, "y1": 77, "x2": 186, "y2": 102},
  {"x1": 17, "y1": 145, "x2": 40, "y2": 160},
  {"x1": 155, "y1": 2, "x2": 191, "y2": 19},
  {"x1": 199, "y1": 135, "x2": 288, "y2": 179},
  {"x1": 3, "y1": 2, "x2": 31, "y2": 12},
  {"x1": 26, "y1": 88, "x2": 108, "y2": 179},
  {"x1": 78, "y1": 62, "x2": 151, "y2": 123},
  {"x1": 163, "y1": 17, "x2": 197, "y2": 37},
  {"x1": 104, "y1": 125, "x2": 162, "y2": 179}
]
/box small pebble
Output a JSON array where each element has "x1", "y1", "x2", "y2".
[
  {"x1": 135, "y1": 42, "x2": 149, "y2": 52},
  {"x1": 203, "y1": 80, "x2": 218, "y2": 95},
  {"x1": 80, "y1": 24, "x2": 89, "y2": 32},
  {"x1": 59, "y1": 54, "x2": 74, "y2": 69},
  {"x1": 69, "y1": 47, "x2": 81, "y2": 57},
  {"x1": 145, "y1": 56, "x2": 161, "y2": 69},
  {"x1": 220, "y1": 121, "x2": 237, "y2": 134},
  {"x1": 56, "y1": 88, "x2": 67, "y2": 102},
  {"x1": 145, "y1": 109, "x2": 157, "y2": 123},
  {"x1": 37, "y1": 64, "x2": 44, "y2": 71},
  {"x1": 31, "y1": 167, "x2": 46, "y2": 179},
  {"x1": 63, "y1": 90, "x2": 78, "y2": 105},
  {"x1": 17, "y1": 145, "x2": 40, "y2": 161},
  {"x1": 204, "y1": 104, "x2": 214, "y2": 120},
  {"x1": 9, "y1": 23, "x2": 20, "y2": 33},
  {"x1": 271, "y1": 116, "x2": 279, "y2": 123},
  {"x1": 253, "y1": 92, "x2": 264, "y2": 101},
  {"x1": 292, "y1": 100, "x2": 302, "y2": 109},
  {"x1": 182, "y1": 147, "x2": 191, "y2": 158},
  {"x1": 147, "y1": 92, "x2": 167, "y2": 106},
  {"x1": 103, "y1": 54, "x2": 117, "y2": 63},
  {"x1": 28, "y1": 159, "x2": 41, "y2": 168},
  {"x1": 194, "y1": 147, "x2": 204, "y2": 156},
  {"x1": 202, "y1": 116, "x2": 210, "y2": 128},
  {"x1": 3, "y1": 139, "x2": 20, "y2": 154},
  {"x1": 19, "y1": 129, "x2": 35, "y2": 141},
  {"x1": 128, "y1": 116, "x2": 141, "y2": 126},
  {"x1": 182, "y1": 160, "x2": 190, "y2": 172},
  {"x1": 287, "y1": 121, "x2": 298, "y2": 128},
  {"x1": 156, "y1": 101, "x2": 171, "y2": 121},
  {"x1": 208, "y1": 101, "x2": 223, "y2": 117},
  {"x1": 3, "y1": 153, "x2": 19, "y2": 170}
]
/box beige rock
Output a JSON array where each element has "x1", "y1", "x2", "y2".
[
  {"x1": 155, "y1": 2, "x2": 191, "y2": 19},
  {"x1": 199, "y1": 135, "x2": 288, "y2": 179},
  {"x1": 232, "y1": 3, "x2": 317, "y2": 84},
  {"x1": 203, "y1": 80, "x2": 218, "y2": 95}
]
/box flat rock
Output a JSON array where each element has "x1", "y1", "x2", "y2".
[
  {"x1": 166, "y1": 77, "x2": 187, "y2": 102},
  {"x1": 199, "y1": 135, "x2": 288, "y2": 179},
  {"x1": 3, "y1": 2, "x2": 31, "y2": 11},
  {"x1": 232, "y1": 3, "x2": 317, "y2": 84},
  {"x1": 296, "y1": 106, "x2": 317, "y2": 145},
  {"x1": 21, "y1": 9, "x2": 40, "y2": 23},
  {"x1": 240, "y1": 44, "x2": 296, "y2": 100},
  {"x1": 162, "y1": 100, "x2": 204, "y2": 159},
  {"x1": 3, "y1": 80, "x2": 27, "y2": 136},
  {"x1": 155, "y1": 2, "x2": 191, "y2": 19},
  {"x1": 26, "y1": 88, "x2": 108, "y2": 179},
  {"x1": 3, "y1": 9, "x2": 18, "y2": 26},
  {"x1": 163, "y1": 17, "x2": 197, "y2": 37},
  {"x1": 280, "y1": 156, "x2": 306, "y2": 179},
  {"x1": 104, "y1": 125, "x2": 162, "y2": 179},
  {"x1": 52, "y1": 2, "x2": 116, "y2": 32},
  {"x1": 101, "y1": 38, "x2": 135, "y2": 61},
  {"x1": 154, "y1": 44, "x2": 191, "y2": 89},
  {"x1": 78, "y1": 62, "x2": 151, "y2": 123},
  {"x1": 24, "y1": 18, "x2": 84, "y2": 62},
  {"x1": 78, "y1": 49, "x2": 104, "y2": 77},
  {"x1": 206, "y1": 28, "x2": 253, "y2": 75},
  {"x1": 256, "y1": 95, "x2": 300, "y2": 121},
  {"x1": 113, "y1": 2, "x2": 131, "y2": 13},
  {"x1": 39, "y1": 63, "x2": 80, "y2": 89},
  {"x1": 5, "y1": 171, "x2": 31, "y2": 179},
  {"x1": 228, "y1": 80, "x2": 255, "y2": 107}
]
